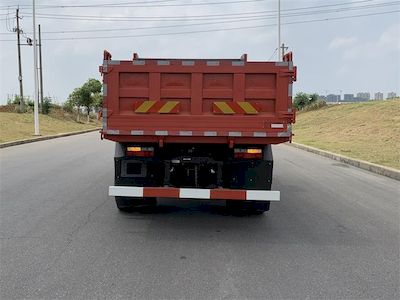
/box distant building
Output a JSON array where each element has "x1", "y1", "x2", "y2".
[
  {"x1": 356, "y1": 92, "x2": 370, "y2": 101},
  {"x1": 326, "y1": 94, "x2": 340, "y2": 102},
  {"x1": 343, "y1": 94, "x2": 354, "y2": 102},
  {"x1": 374, "y1": 92, "x2": 384, "y2": 100},
  {"x1": 387, "y1": 92, "x2": 397, "y2": 99}
]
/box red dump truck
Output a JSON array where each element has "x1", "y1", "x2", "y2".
[{"x1": 100, "y1": 50, "x2": 296, "y2": 214}]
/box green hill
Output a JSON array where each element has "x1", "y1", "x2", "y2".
[{"x1": 293, "y1": 99, "x2": 400, "y2": 169}]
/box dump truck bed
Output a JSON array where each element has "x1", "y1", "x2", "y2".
[{"x1": 100, "y1": 51, "x2": 296, "y2": 145}]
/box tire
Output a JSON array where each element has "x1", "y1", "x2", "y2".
[
  {"x1": 226, "y1": 200, "x2": 270, "y2": 215},
  {"x1": 115, "y1": 196, "x2": 157, "y2": 212}
]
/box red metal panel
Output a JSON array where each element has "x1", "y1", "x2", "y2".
[
  {"x1": 233, "y1": 73, "x2": 245, "y2": 102},
  {"x1": 191, "y1": 73, "x2": 203, "y2": 115},
  {"x1": 100, "y1": 51, "x2": 296, "y2": 145}
]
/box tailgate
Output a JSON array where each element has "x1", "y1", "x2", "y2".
[{"x1": 100, "y1": 51, "x2": 296, "y2": 145}]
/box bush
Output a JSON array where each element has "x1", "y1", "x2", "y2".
[
  {"x1": 42, "y1": 97, "x2": 52, "y2": 114},
  {"x1": 302, "y1": 100, "x2": 327, "y2": 112},
  {"x1": 26, "y1": 98, "x2": 34, "y2": 107},
  {"x1": 7, "y1": 95, "x2": 21, "y2": 105},
  {"x1": 293, "y1": 92, "x2": 310, "y2": 110},
  {"x1": 62, "y1": 99, "x2": 75, "y2": 113},
  {"x1": 293, "y1": 92, "x2": 322, "y2": 111}
]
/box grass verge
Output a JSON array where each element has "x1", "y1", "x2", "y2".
[
  {"x1": 0, "y1": 110, "x2": 100, "y2": 143},
  {"x1": 293, "y1": 99, "x2": 400, "y2": 170}
]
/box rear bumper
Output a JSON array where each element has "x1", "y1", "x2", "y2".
[{"x1": 109, "y1": 186, "x2": 280, "y2": 201}]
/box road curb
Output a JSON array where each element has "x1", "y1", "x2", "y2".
[
  {"x1": 0, "y1": 128, "x2": 100, "y2": 149},
  {"x1": 288, "y1": 142, "x2": 400, "y2": 181}
]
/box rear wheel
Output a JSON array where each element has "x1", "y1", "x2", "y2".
[
  {"x1": 226, "y1": 200, "x2": 270, "y2": 215},
  {"x1": 115, "y1": 196, "x2": 157, "y2": 212}
]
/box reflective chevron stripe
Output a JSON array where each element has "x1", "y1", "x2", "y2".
[
  {"x1": 237, "y1": 102, "x2": 258, "y2": 114},
  {"x1": 213, "y1": 102, "x2": 235, "y2": 114},
  {"x1": 158, "y1": 101, "x2": 179, "y2": 113},
  {"x1": 135, "y1": 101, "x2": 156, "y2": 113},
  {"x1": 213, "y1": 101, "x2": 259, "y2": 114},
  {"x1": 134, "y1": 101, "x2": 180, "y2": 114}
]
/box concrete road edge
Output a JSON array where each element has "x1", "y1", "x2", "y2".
[
  {"x1": 0, "y1": 128, "x2": 100, "y2": 149},
  {"x1": 288, "y1": 142, "x2": 400, "y2": 181}
]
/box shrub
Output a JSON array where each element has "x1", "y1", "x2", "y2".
[
  {"x1": 62, "y1": 99, "x2": 75, "y2": 113},
  {"x1": 293, "y1": 92, "x2": 310, "y2": 110},
  {"x1": 302, "y1": 100, "x2": 327, "y2": 112},
  {"x1": 293, "y1": 92, "x2": 323, "y2": 111},
  {"x1": 41, "y1": 97, "x2": 52, "y2": 114}
]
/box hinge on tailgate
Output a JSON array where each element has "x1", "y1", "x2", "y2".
[
  {"x1": 99, "y1": 65, "x2": 108, "y2": 74},
  {"x1": 100, "y1": 50, "x2": 112, "y2": 74}
]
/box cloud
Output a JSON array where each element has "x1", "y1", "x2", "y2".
[
  {"x1": 378, "y1": 23, "x2": 400, "y2": 50},
  {"x1": 333, "y1": 22, "x2": 400, "y2": 60},
  {"x1": 329, "y1": 36, "x2": 357, "y2": 49}
]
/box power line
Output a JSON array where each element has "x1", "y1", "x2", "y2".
[
  {"x1": 1, "y1": 0, "x2": 266, "y2": 10},
  {"x1": 0, "y1": 17, "x2": 275, "y2": 35},
  {"x1": 268, "y1": 48, "x2": 278, "y2": 61},
  {"x1": 1, "y1": 9, "x2": 397, "y2": 42},
  {"x1": 1, "y1": 1, "x2": 395, "y2": 36},
  {"x1": 0, "y1": 1, "x2": 183, "y2": 9},
  {"x1": 20, "y1": 1, "x2": 399, "y2": 21}
]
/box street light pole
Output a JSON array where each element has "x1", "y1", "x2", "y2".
[
  {"x1": 38, "y1": 24, "x2": 44, "y2": 113},
  {"x1": 32, "y1": 0, "x2": 40, "y2": 135}
]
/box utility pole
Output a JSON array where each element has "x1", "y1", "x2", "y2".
[
  {"x1": 38, "y1": 24, "x2": 43, "y2": 113},
  {"x1": 278, "y1": 0, "x2": 281, "y2": 61},
  {"x1": 280, "y1": 43, "x2": 288, "y2": 60},
  {"x1": 15, "y1": 8, "x2": 24, "y2": 112},
  {"x1": 32, "y1": 0, "x2": 40, "y2": 135}
]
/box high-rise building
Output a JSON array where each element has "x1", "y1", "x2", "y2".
[
  {"x1": 356, "y1": 92, "x2": 370, "y2": 101},
  {"x1": 374, "y1": 92, "x2": 384, "y2": 100},
  {"x1": 387, "y1": 92, "x2": 397, "y2": 99},
  {"x1": 326, "y1": 94, "x2": 340, "y2": 102},
  {"x1": 343, "y1": 94, "x2": 354, "y2": 102}
]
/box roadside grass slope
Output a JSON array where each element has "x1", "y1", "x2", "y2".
[
  {"x1": 0, "y1": 109, "x2": 100, "y2": 143},
  {"x1": 293, "y1": 99, "x2": 400, "y2": 169}
]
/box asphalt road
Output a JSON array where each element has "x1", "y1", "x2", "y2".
[{"x1": 1, "y1": 132, "x2": 399, "y2": 300}]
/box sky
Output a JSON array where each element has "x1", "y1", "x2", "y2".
[{"x1": 0, "y1": 0, "x2": 399, "y2": 104}]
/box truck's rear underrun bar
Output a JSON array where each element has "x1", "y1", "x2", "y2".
[{"x1": 109, "y1": 186, "x2": 280, "y2": 201}]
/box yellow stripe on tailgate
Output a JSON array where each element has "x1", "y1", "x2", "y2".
[
  {"x1": 135, "y1": 101, "x2": 156, "y2": 113},
  {"x1": 214, "y1": 102, "x2": 235, "y2": 114},
  {"x1": 158, "y1": 101, "x2": 179, "y2": 113},
  {"x1": 238, "y1": 102, "x2": 258, "y2": 114}
]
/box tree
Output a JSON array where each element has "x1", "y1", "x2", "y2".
[
  {"x1": 92, "y1": 92, "x2": 103, "y2": 112},
  {"x1": 80, "y1": 79, "x2": 102, "y2": 123},
  {"x1": 66, "y1": 87, "x2": 83, "y2": 122},
  {"x1": 293, "y1": 92, "x2": 327, "y2": 111},
  {"x1": 67, "y1": 79, "x2": 102, "y2": 123},
  {"x1": 293, "y1": 92, "x2": 311, "y2": 110}
]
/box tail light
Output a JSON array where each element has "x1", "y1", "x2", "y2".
[
  {"x1": 234, "y1": 148, "x2": 263, "y2": 159},
  {"x1": 126, "y1": 146, "x2": 154, "y2": 157}
]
